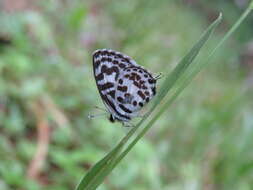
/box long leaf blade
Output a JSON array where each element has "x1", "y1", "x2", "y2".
[
  {"x1": 77, "y1": 13, "x2": 222, "y2": 190},
  {"x1": 113, "y1": 13, "x2": 223, "y2": 167}
]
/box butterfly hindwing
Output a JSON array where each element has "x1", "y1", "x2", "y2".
[{"x1": 115, "y1": 66, "x2": 156, "y2": 116}]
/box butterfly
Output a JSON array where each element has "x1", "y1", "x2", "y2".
[{"x1": 92, "y1": 49, "x2": 158, "y2": 125}]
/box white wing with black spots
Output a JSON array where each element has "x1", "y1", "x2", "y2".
[{"x1": 92, "y1": 49, "x2": 157, "y2": 123}]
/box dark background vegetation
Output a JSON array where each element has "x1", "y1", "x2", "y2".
[{"x1": 0, "y1": 0, "x2": 253, "y2": 189}]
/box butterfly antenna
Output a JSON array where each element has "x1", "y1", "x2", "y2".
[{"x1": 154, "y1": 72, "x2": 163, "y2": 80}]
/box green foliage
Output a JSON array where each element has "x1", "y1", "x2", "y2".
[{"x1": 0, "y1": 0, "x2": 253, "y2": 190}]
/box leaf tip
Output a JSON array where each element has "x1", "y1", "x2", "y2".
[
  {"x1": 214, "y1": 13, "x2": 222, "y2": 24},
  {"x1": 218, "y1": 12, "x2": 223, "y2": 20}
]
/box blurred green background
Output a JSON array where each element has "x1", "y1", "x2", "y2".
[{"x1": 0, "y1": 0, "x2": 253, "y2": 189}]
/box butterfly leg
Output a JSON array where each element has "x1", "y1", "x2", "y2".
[
  {"x1": 88, "y1": 106, "x2": 109, "y2": 119},
  {"x1": 122, "y1": 122, "x2": 134, "y2": 127},
  {"x1": 94, "y1": 106, "x2": 109, "y2": 113},
  {"x1": 88, "y1": 112, "x2": 108, "y2": 119}
]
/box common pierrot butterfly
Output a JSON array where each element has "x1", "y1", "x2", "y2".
[{"x1": 92, "y1": 49, "x2": 158, "y2": 125}]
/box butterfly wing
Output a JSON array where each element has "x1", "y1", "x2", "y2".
[
  {"x1": 92, "y1": 49, "x2": 137, "y2": 121},
  {"x1": 114, "y1": 66, "x2": 156, "y2": 119}
]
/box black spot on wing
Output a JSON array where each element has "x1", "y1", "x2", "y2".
[
  {"x1": 113, "y1": 60, "x2": 119, "y2": 64},
  {"x1": 101, "y1": 94, "x2": 130, "y2": 120},
  {"x1": 100, "y1": 65, "x2": 120, "y2": 80},
  {"x1": 148, "y1": 78, "x2": 155, "y2": 84},
  {"x1": 101, "y1": 50, "x2": 108, "y2": 55},
  {"x1": 117, "y1": 96, "x2": 124, "y2": 103},
  {"x1": 107, "y1": 90, "x2": 116, "y2": 99},
  {"x1": 152, "y1": 87, "x2": 156, "y2": 95},
  {"x1": 117, "y1": 86, "x2": 128, "y2": 92},
  {"x1": 94, "y1": 60, "x2": 101, "y2": 68},
  {"x1": 133, "y1": 81, "x2": 141, "y2": 88},
  {"x1": 98, "y1": 82, "x2": 114, "y2": 91},
  {"x1": 93, "y1": 50, "x2": 100, "y2": 58},
  {"x1": 119, "y1": 104, "x2": 132, "y2": 113},
  {"x1": 96, "y1": 73, "x2": 104, "y2": 81},
  {"x1": 119, "y1": 63, "x2": 126, "y2": 68},
  {"x1": 144, "y1": 91, "x2": 150, "y2": 96},
  {"x1": 142, "y1": 85, "x2": 148, "y2": 90},
  {"x1": 137, "y1": 90, "x2": 146, "y2": 100},
  {"x1": 118, "y1": 79, "x2": 123, "y2": 84}
]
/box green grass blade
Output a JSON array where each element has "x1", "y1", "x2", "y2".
[
  {"x1": 75, "y1": 13, "x2": 223, "y2": 190},
  {"x1": 75, "y1": 124, "x2": 138, "y2": 190},
  {"x1": 75, "y1": 109, "x2": 145, "y2": 189},
  {"x1": 152, "y1": 13, "x2": 222, "y2": 107},
  {"x1": 177, "y1": 2, "x2": 253, "y2": 98},
  {"x1": 75, "y1": 146, "x2": 120, "y2": 190},
  {"x1": 112, "y1": 13, "x2": 223, "y2": 167},
  {"x1": 116, "y1": 0, "x2": 253, "y2": 170}
]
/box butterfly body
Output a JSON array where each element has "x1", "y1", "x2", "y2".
[{"x1": 93, "y1": 49, "x2": 157, "y2": 123}]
